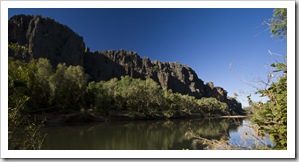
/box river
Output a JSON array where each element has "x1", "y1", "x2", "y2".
[{"x1": 41, "y1": 118, "x2": 273, "y2": 150}]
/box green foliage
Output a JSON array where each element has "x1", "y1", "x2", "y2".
[
  {"x1": 9, "y1": 58, "x2": 36, "y2": 112},
  {"x1": 87, "y1": 81, "x2": 113, "y2": 113},
  {"x1": 271, "y1": 62, "x2": 287, "y2": 74},
  {"x1": 9, "y1": 58, "x2": 90, "y2": 113},
  {"x1": 162, "y1": 90, "x2": 198, "y2": 117},
  {"x1": 8, "y1": 43, "x2": 28, "y2": 54},
  {"x1": 8, "y1": 57, "x2": 91, "y2": 149},
  {"x1": 8, "y1": 56, "x2": 233, "y2": 122},
  {"x1": 268, "y1": 8, "x2": 287, "y2": 39},
  {"x1": 8, "y1": 58, "x2": 46, "y2": 149},
  {"x1": 8, "y1": 43, "x2": 30, "y2": 59},
  {"x1": 49, "y1": 63, "x2": 89, "y2": 111},
  {"x1": 88, "y1": 76, "x2": 165, "y2": 116},
  {"x1": 250, "y1": 8, "x2": 287, "y2": 149},
  {"x1": 196, "y1": 97, "x2": 229, "y2": 116},
  {"x1": 30, "y1": 59, "x2": 53, "y2": 111},
  {"x1": 87, "y1": 75, "x2": 230, "y2": 118},
  {"x1": 250, "y1": 65, "x2": 287, "y2": 149}
]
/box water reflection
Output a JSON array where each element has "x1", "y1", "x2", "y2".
[
  {"x1": 41, "y1": 118, "x2": 271, "y2": 150},
  {"x1": 228, "y1": 120, "x2": 274, "y2": 149}
]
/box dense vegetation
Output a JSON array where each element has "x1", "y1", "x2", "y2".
[
  {"x1": 8, "y1": 45, "x2": 234, "y2": 149},
  {"x1": 249, "y1": 8, "x2": 287, "y2": 149},
  {"x1": 8, "y1": 56, "x2": 231, "y2": 119},
  {"x1": 88, "y1": 76, "x2": 231, "y2": 119}
]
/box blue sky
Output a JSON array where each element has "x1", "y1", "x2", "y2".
[{"x1": 8, "y1": 8, "x2": 287, "y2": 107}]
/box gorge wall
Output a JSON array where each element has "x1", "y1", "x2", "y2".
[{"x1": 8, "y1": 14, "x2": 243, "y2": 114}]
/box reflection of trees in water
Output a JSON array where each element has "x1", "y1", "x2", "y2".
[
  {"x1": 184, "y1": 118, "x2": 243, "y2": 149},
  {"x1": 42, "y1": 118, "x2": 243, "y2": 150}
]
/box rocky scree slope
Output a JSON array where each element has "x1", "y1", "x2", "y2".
[{"x1": 8, "y1": 14, "x2": 243, "y2": 114}]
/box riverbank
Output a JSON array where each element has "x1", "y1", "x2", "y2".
[{"x1": 34, "y1": 111, "x2": 247, "y2": 126}]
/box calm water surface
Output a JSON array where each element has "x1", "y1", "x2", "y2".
[{"x1": 41, "y1": 118, "x2": 273, "y2": 150}]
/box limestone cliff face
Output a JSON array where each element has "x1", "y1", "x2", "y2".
[
  {"x1": 86, "y1": 50, "x2": 206, "y2": 98},
  {"x1": 8, "y1": 14, "x2": 243, "y2": 114},
  {"x1": 9, "y1": 15, "x2": 85, "y2": 67}
]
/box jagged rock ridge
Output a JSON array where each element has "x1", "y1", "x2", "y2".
[
  {"x1": 8, "y1": 14, "x2": 242, "y2": 114},
  {"x1": 85, "y1": 49, "x2": 206, "y2": 98}
]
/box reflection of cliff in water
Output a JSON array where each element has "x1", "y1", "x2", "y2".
[{"x1": 41, "y1": 118, "x2": 243, "y2": 150}]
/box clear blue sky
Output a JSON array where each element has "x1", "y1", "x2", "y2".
[{"x1": 8, "y1": 8, "x2": 287, "y2": 107}]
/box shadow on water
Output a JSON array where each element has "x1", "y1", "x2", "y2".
[{"x1": 41, "y1": 118, "x2": 270, "y2": 150}]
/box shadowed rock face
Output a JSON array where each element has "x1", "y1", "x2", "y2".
[
  {"x1": 9, "y1": 14, "x2": 85, "y2": 67},
  {"x1": 8, "y1": 14, "x2": 243, "y2": 114},
  {"x1": 88, "y1": 50, "x2": 206, "y2": 98}
]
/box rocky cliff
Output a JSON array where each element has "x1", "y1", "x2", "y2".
[
  {"x1": 85, "y1": 49, "x2": 206, "y2": 98},
  {"x1": 9, "y1": 14, "x2": 85, "y2": 67},
  {"x1": 8, "y1": 14, "x2": 243, "y2": 114}
]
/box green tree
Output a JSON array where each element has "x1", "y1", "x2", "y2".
[
  {"x1": 87, "y1": 81, "x2": 113, "y2": 114},
  {"x1": 30, "y1": 58, "x2": 54, "y2": 111},
  {"x1": 8, "y1": 43, "x2": 30, "y2": 60},
  {"x1": 8, "y1": 58, "x2": 37, "y2": 113},
  {"x1": 8, "y1": 58, "x2": 46, "y2": 149},
  {"x1": 268, "y1": 8, "x2": 287, "y2": 39},
  {"x1": 49, "y1": 63, "x2": 89, "y2": 111},
  {"x1": 250, "y1": 8, "x2": 287, "y2": 149},
  {"x1": 250, "y1": 62, "x2": 287, "y2": 149},
  {"x1": 197, "y1": 97, "x2": 229, "y2": 116}
]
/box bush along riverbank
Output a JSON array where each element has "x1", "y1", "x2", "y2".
[{"x1": 9, "y1": 57, "x2": 245, "y2": 125}]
